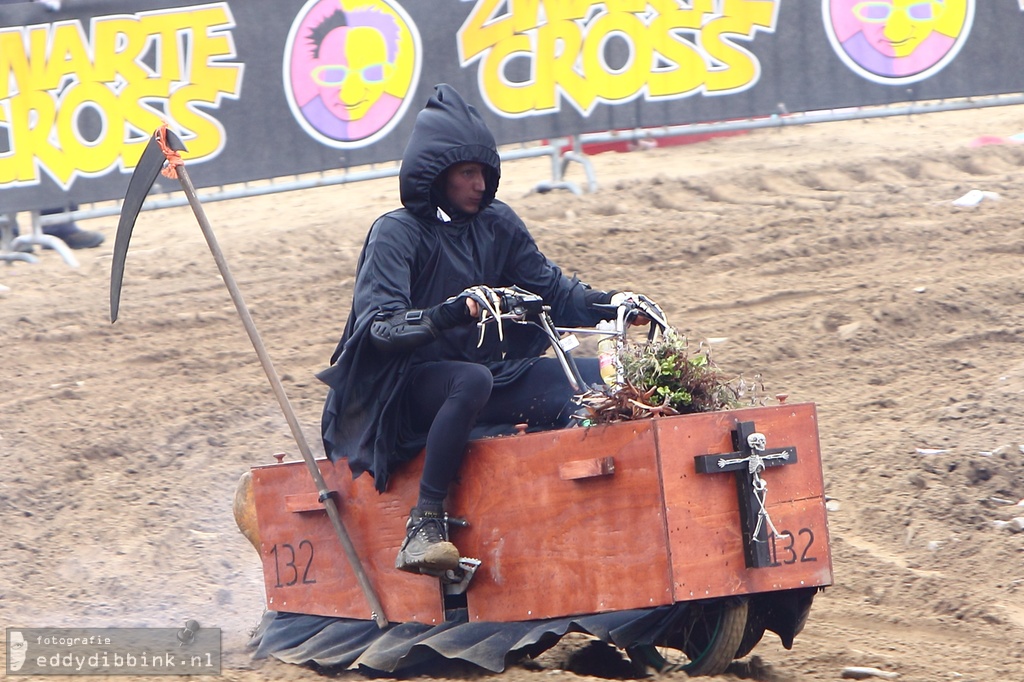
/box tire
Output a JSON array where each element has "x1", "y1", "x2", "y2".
[
  {"x1": 733, "y1": 613, "x2": 766, "y2": 660},
  {"x1": 627, "y1": 599, "x2": 748, "y2": 677}
]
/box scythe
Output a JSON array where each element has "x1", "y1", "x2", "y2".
[{"x1": 111, "y1": 126, "x2": 389, "y2": 629}]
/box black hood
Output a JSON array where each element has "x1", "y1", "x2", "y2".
[{"x1": 399, "y1": 84, "x2": 501, "y2": 221}]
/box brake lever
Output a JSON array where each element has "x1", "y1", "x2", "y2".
[
  {"x1": 623, "y1": 296, "x2": 669, "y2": 331},
  {"x1": 467, "y1": 286, "x2": 548, "y2": 350}
]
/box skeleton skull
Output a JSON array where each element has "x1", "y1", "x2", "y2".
[{"x1": 747, "y1": 432, "x2": 767, "y2": 452}]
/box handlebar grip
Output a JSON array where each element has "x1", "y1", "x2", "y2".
[{"x1": 500, "y1": 292, "x2": 545, "y2": 316}]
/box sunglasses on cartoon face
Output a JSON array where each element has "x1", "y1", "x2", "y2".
[
  {"x1": 311, "y1": 63, "x2": 393, "y2": 87},
  {"x1": 852, "y1": 1, "x2": 944, "y2": 23}
]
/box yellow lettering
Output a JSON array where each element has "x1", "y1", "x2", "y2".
[
  {"x1": 648, "y1": 10, "x2": 707, "y2": 98},
  {"x1": 92, "y1": 16, "x2": 178, "y2": 163},
  {"x1": 0, "y1": 4, "x2": 241, "y2": 188},
  {"x1": 460, "y1": 0, "x2": 522, "y2": 62},
  {"x1": 188, "y1": 6, "x2": 237, "y2": 71},
  {"x1": 458, "y1": 0, "x2": 781, "y2": 116},
  {"x1": 56, "y1": 83, "x2": 122, "y2": 177},
  {"x1": 0, "y1": 30, "x2": 30, "y2": 99},
  {"x1": 92, "y1": 17, "x2": 156, "y2": 85},
  {"x1": 42, "y1": 22, "x2": 93, "y2": 91},
  {"x1": 703, "y1": 0, "x2": 777, "y2": 92},
  {"x1": 26, "y1": 26, "x2": 51, "y2": 91},
  {"x1": 120, "y1": 78, "x2": 177, "y2": 141},
  {"x1": 6, "y1": 91, "x2": 58, "y2": 182},
  {"x1": 167, "y1": 88, "x2": 224, "y2": 159},
  {"x1": 542, "y1": 0, "x2": 591, "y2": 22},
  {"x1": 581, "y1": 11, "x2": 648, "y2": 103},
  {"x1": 169, "y1": 6, "x2": 241, "y2": 158},
  {"x1": 537, "y1": 19, "x2": 589, "y2": 112},
  {"x1": 480, "y1": 34, "x2": 536, "y2": 115},
  {"x1": 139, "y1": 11, "x2": 192, "y2": 84}
]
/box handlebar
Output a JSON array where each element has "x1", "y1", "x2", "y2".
[{"x1": 465, "y1": 285, "x2": 669, "y2": 394}]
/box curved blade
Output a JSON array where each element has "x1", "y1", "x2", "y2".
[{"x1": 110, "y1": 129, "x2": 188, "y2": 322}]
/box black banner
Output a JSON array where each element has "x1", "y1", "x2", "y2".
[{"x1": 1, "y1": 0, "x2": 1021, "y2": 210}]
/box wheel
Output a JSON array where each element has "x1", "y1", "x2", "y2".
[
  {"x1": 733, "y1": 610, "x2": 766, "y2": 660},
  {"x1": 627, "y1": 599, "x2": 748, "y2": 677}
]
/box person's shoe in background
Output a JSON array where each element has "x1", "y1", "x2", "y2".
[
  {"x1": 40, "y1": 207, "x2": 105, "y2": 250},
  {"x1": 43, "y1": 224, "x2": 105, "y2": 250}
]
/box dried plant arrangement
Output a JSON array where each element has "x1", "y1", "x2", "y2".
[{"x1": 577, "y1": 329, "x2": 765, "y2": 425}]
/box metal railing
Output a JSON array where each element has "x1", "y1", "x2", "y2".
[
  {"x1": 4, "y1": 93, "x2": 1023, "y2": 268},
  {"x1": 572, "y1": 93, "x2": 1024, "y2": 149}
]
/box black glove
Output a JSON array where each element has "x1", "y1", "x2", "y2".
[{"x1": 426, "y1": 294, "x2": 475, "y2": 330}]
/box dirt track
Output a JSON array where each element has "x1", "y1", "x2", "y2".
[{"x1": 3, "y1": 104, "x2": 1024, "y2": 681}]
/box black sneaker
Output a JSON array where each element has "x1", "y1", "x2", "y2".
[
  {"x1": 395, "y1": 508, "x2": 460, "y2": 575},
  {"x1": 43, "y1": 225, "x2": 105, "y2": 250}
]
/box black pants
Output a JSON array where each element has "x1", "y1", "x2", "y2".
[{"x1": 404, "y1": 357, "x2": 600, "y2": 503}]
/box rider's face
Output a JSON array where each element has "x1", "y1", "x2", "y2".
[{"x1": 444, "y1": 162, "x2": 487, "y2": 215}]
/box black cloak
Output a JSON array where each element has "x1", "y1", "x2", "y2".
[{"x1": 318, "y1": 84, "x2": 610, "y2": 492}]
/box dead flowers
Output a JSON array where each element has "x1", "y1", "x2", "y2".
[{"x1": 578, "y1": 328, "x2": 763, "y2": 425}]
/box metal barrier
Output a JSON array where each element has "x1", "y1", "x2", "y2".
[
  {"x1": 572, "y1": 93, "x2": 1024, "y2": 149},
  {"x1": 4, "y1": 93, "x2": 1023, "y2": 269},
  {"x1": 1, "y1": 137, "x2": 574, "y2": 269},
  {"x1": 1, "y1": 210, "x2": 81, "y2": 267},
  {"x1": 45, "y1": 138, "x2": 572, "y2": 222}
]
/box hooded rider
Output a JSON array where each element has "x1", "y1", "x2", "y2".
[{"x1": 319, "y1": 84, "x2": 634, "y2": 575}]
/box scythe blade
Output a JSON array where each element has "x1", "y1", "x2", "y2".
[{"x1": 109, "y1": 128, "x2": 188, "y2": 323}]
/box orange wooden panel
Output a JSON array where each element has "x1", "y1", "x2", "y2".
[
  {"x1": 669, "y1": 498, "x2": 833, "y2": 598},
  {"x1": 655, "y1": 403, "x2": 834, "y2": 599},
  {"x1": 249, "y1": 403, "x2": 832, "y2": 626},
  {"x1": 251, "y1": 456, "x2": 446, "y2": 624},
  {"x1": 451, "y1": 421, "x2": 674, "y2": 622}
]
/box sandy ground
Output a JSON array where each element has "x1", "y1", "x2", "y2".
[{"x1": 3, "y1": 103, "x2": 1024, "y2": 682}]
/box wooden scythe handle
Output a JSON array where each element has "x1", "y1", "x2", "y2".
[{"x1": 174, "y1": 162, "x2": 388, "y2": 629}]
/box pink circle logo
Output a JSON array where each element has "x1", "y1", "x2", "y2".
[
  {"x1": 284, "y1": 0, "x2": 421, "y2": 147},
  {"x1": 824, "y1": 0, "x2": 974, "y2": 83}
]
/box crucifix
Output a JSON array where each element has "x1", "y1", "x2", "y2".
[{"x1": 694, "y1": 420, "x2": 798, "y2": 568}]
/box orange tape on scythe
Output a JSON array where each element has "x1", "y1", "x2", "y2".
[{"x1": 156, "y1": 124, "x2": 183, "y2": 179}]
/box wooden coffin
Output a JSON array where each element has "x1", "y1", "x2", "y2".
[{"x1": 250, "y1": 403, "x2": 833, "y2": 625}]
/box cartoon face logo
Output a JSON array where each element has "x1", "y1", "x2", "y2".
[
  {"x1": 824, "y1": 0, "x2": 974, "y2": 83},
  {"x1": 9, "y1": 631, "x2": 27, "y2": 672},
  {"x1": 284, "y1": 0, "x2": 421, "y2": 147}
]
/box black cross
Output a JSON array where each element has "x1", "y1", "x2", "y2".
[{"x1": 694, "y1": 421, "x2": 798, "y2": 568}]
